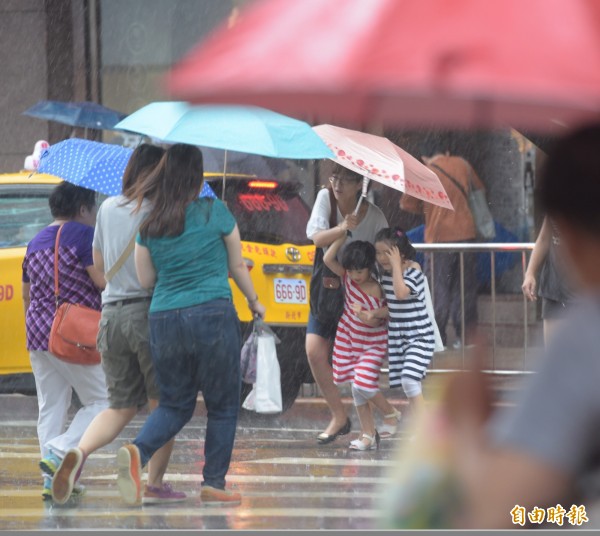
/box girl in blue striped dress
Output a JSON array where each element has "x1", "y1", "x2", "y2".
[{"x1": 374, "y1": 227, "x2": 436, "y2": 417}]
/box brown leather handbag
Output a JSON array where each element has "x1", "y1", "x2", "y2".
[{"x1": 48, "y1": 224, "x2": 102, "y2": 365}]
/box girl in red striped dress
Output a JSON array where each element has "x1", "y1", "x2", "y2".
[{"x1": 324, "y1": 236, "x2": 388, "y2": 450}]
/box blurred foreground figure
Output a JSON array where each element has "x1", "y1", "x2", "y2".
[{"x1": 383, "y1": 123, "x2": 600, "y2": 529}]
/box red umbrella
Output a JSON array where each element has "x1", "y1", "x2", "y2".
[{"x1": 167, "y1": 0, "x2": 600, "y2": 134}]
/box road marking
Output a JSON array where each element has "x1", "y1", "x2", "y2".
[
  {"x1": 81, "y1": 473, "x2": 392, "y2": 485},
  {"x1": 0, "y1": 506, "x2": 385, "y2": 520},
  {"x1": 246, "y1": 457, "x2": 396, "y2": 466}
]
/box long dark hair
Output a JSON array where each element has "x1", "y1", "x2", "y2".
[
  {"x1": 134, "y1": 143, "x2": 204, "y2": 239},
  {"x1": 121, "y1": 144, "x2": 165, "y2": 200},
  {"x1": 374, "y1": 226, "x2": 417, "y2": 261}
]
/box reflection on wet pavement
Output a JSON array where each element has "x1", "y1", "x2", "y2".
[{"x1": 0, "y1": 396, "x2": 411, "y2": 530}]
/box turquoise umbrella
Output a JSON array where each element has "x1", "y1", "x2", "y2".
[{"x1": 114, "y1": 102, "x2": 333, "y2": 159}]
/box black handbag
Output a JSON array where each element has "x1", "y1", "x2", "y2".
[{"x1": 309, "y1": 188, "x2": 345, "y2": 325}]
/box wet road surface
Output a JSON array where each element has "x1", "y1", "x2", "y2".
[{"x1": 0, "y1": 392, "x2": 414, "y2": 531}]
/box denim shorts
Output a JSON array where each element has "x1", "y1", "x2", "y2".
[{"x1": 306, "y1": 311, "x2": 338, "y2": 341}]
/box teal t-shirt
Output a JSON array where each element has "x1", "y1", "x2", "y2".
[{"x1": 137, "y1": 198, "x2": 236, "y2": 313}]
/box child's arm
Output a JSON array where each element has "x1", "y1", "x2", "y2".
[
  {"x1": 351, "y1": 280, "x2": 388, "y2": 325},
  {"x1": 352, "y1": 304, "x2": 388, "y2": 326},
  {"x1": 323, "y1": 233, "x2": 346, "y2": 277},
  {"x1": 387, "y1": 245, "x2": 411, "y2": 299}
]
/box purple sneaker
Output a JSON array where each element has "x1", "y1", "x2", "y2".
[{"x1": 142, "y1": 482, "x2": 187, "y2": 505}]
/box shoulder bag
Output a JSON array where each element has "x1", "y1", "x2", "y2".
[
  {"x1": 309, "y1": 188, "x2": 345, "y2": 326},
  {"x1": 48, "y1": 225, "x2": 137, "y2": 365},
  {"x1": 48, "y1": 224, "x2": 102, "y2": 365},
  {"x1": 430, "y1": 163, "x2": 496, "y2": 241}
]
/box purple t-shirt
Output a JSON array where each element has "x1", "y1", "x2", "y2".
[{"x1": 22, "y1": 221, "x2": 101, "y2": 351}]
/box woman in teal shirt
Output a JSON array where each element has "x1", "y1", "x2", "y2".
[{"x1": 116, "y1": 144, "x2": 265, "y2": 506}]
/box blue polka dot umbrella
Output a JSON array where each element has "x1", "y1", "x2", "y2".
[{"x1": 37, "y1": 138, "x2": 216, "y2": 198}]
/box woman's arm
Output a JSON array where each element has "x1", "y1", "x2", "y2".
[
  {"x1": 224, "y1": 225, "x2": 266, "y2": 318},
  {"x1": 134, "y1": 243, "x2": 156, "y2": 289},
  {"x1": 22, "y1": 282, "x2": 30, "y2": 314},
  {"x1": 86, "y1": 265, "x2": 106, "y2": 290},
  {"x1": 312, "y1": 224, "x2": 348, "y2": 249},
  {"x1": 522, "y1": 217, "x2": 551, "y2": 301},
  {"x1": 92, "y1": 246, "x2": 105, "y2": 274},
  {"x1": 312, "y1": 213, "x2": 359, "y2": 249},
  {"x1": 323, "y1": 234, "x2": 346, "y2": 277}
]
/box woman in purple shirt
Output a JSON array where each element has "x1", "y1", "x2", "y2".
[{"x1": 22, "y1": 181, "x2": 109, "y2": 501}]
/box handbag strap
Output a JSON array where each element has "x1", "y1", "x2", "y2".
[
  {"x1": 53, "y1": 224, "x2": 65, "y2": 306},
  {"x1": 327, "y1": 187, "x2": 337, "y2": 229},
  {"x1": 312, "y1": 188, "x2": 338, "y2": 268},
  {"x1": 104, "y1": 229, "x2": 138, "y2": 282},
  {"x1": 430, "y1": 163, "x2": 471, "y2": 202}
]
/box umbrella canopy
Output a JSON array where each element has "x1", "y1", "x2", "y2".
[
  {"x1": 167, "y1": 0, "x2": 600, "y2": 134},
  {"x1": 23, "y1": 100, "x2": 127, "y2": 131},
  {"x1": 37, "y1": 138, "x2": 216, "y2": 198},
  {"x1": 114, "y1": 102, "x2": 333, "y2": 159},
  {"x1": 201, "y1": 146, "x2": 288, "y2": 177},
  {"x1": 314, "y1": 124, "x2": 453, "y2": 210}
]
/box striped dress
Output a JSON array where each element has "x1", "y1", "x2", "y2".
[
  {"x1": 332, "y1": 273, "x2": 388, "y2": 392},
  {"x1": 381, "y1": 269, "x2": 435, "y2": 388}
]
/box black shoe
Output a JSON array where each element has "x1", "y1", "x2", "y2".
[{"x1": 316, "y1": 418, "x2": 351, "y2": 445}]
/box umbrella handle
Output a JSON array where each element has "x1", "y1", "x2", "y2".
[
  {"x1": 353, "y1": 176, "x2": 370, "y2": 215},
  {"x1": 221, "y1": 149, "x2": 228, "y2": 202},
  {"x1": 353, "y1": 195, "x2": 364, "y2": 216}
]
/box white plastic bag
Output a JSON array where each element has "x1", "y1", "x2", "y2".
[
  {"x1": 241, "y1": 318, "x2": 280, "y2": 385},
  {"x1": 242, "y1": 335, "x2": 282, "y2": 414},
  {"x1": 254, "y1": 333, "x2": 282, "y2": 413},
  {"x1": 242, "y1": 321, "x2": 282, "y2": 414},
  {"x1": 468, "y1": 188, "x2": 496, "y2": 241}
]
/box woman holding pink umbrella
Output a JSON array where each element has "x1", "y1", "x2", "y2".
[{"x1": 305, "y1": 164, "x2": 400, "y2": 444}]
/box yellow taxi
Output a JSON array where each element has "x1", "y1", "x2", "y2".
[
  {"x1": 0, "y1": 171, "x2": 61, "y2": 392},
  {"x1": 205, "y1": 174, "x2": 316, "y2": 412},
  {"x1": 0, "y1": 171, "x2": 316, "y2": 410}
]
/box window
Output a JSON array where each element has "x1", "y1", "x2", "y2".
[
  {"x1": 0, "y1": 186, "x2": 53, "y2": 248},
  {"x1": 208, "y1": 180, "x2": 312, "y2": 246}
]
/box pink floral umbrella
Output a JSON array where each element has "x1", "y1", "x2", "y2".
[{"x1": 313, "y1": 124, "x2": 453, "y2": 212}]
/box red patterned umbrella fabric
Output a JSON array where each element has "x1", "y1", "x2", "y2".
[{"x1": 167, "y1": 0, "x2": 600, "y2": 134}]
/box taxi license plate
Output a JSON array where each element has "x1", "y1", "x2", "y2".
[{"x1": 274, "y1": 278, "x2": 307, "y2": 304}]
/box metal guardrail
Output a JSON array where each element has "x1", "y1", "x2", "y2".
[{"x1": 413, "y1": 242, "x2": 536, "y2": 375}]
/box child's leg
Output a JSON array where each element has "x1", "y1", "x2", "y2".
[
  {"x1": 352, "y1": 385, "x2": 375, "y2": 434},
  {"x1": 401, "y1": 376, "x2": 425, "y2": 419},
  {"x1": 351, "y1": 385, "x2": 379, "y2": 449},
  {"x1": 356, "y1": 403, "x2": 375, "y2": 436},
  {"x1": 400, "y1": 341, "x2": 434, "y2": 420},
  {"x1": 369, "y1": 392, "x2": 400, "y2": 425}
]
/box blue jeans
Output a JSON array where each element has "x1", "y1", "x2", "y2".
[{"x1": 133, "y1": 299, "x2": 241, "y2": 490}]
